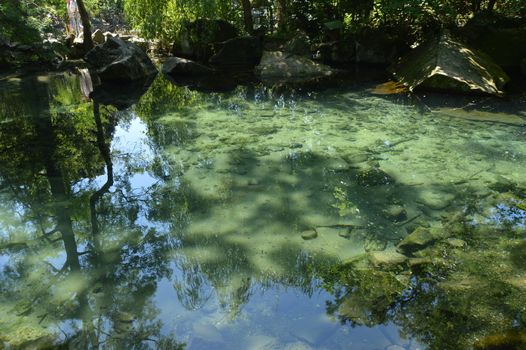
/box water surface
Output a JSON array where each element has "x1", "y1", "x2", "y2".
[{"x1": 0, "y1": 72, "x2": 526, "y2": 349}]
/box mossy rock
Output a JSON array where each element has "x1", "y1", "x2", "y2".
[
  {"x1": 383, "y1": 205, "x2": 407, "y2": 222},
  {"x1": 397, "y1": 227, "x2": 442, "y2": 256},
  {"x1": 355, "y1": 166, "x2": 394, "y2": 187},
  {"x1": 368, "y1": 249, "x2": 408, "y2": 268},
  {"x1": 391, "y1": 33, "x2": 509, "y2": 96}
]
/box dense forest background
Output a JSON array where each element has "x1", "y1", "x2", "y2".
[{"x1": 2, "y1": 0, "x2": 525, "y2": 45}]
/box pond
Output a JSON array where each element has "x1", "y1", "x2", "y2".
[{"x1": 0, "y1": 71, "x2": 526, "y2": 350}]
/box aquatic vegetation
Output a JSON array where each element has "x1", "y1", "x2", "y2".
[{"x1": 331, "y1": 186, "x2": 359, "y2": 217}]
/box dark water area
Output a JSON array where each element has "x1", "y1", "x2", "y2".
[{"x1": 0, "y1": 71, "x2": 526, "y2": 350}]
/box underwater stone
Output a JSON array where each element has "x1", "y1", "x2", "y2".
[
  {"x1": 368, "y1": 249, "x2": 408, "y2": 268},
  {"x1": 301, "y1": 229, "x2": 318, "y2": 240},
  {"x1": 355, "y1": 166, "x2": 394, "y2": 186},
  {"x1": 418, "y1": 190, "x2": 454, "y2": 210},
  {"x1": 326, "y1": 157, "x2": 349, "y2": 171},
  {"x1": 397, "y1": 227, "x2": 438, "y2": 256},
  {"x1": 383, "y1": 205, "x2": 408, "y2": 222}
]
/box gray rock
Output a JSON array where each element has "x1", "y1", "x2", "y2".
[
  {"x1": 255, "y1": 51, "x2": 334, "y2": 82},
  {"x1": 162, "y1": 57, "x2": 215, "y2": 77},
  {"x1": 85, "y1": 36, "x2": 157, "y2": 83}
]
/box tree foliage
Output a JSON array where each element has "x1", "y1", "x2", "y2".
[{"x1": 121, "y1": 0, "x2": 526, "y2": 44}]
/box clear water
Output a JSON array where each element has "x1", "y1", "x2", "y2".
[{"x1": 0, "y1": 72, "x2": 526, "y2": 349}]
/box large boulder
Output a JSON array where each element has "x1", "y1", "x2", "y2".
[
  {"x1": 396, "y1": 227, "x2": 441, "y2": 256},
  {"x1": 391, "y1": 34, "x2": 509, "y2": 96},
  {"x1": 84, "y1": 36, "x2": 157, "y2": 83},
  {"x1": 255, "y1": 51, "x2": 334, "y2": 82},
  {"x1": 162, "y1": 57, "x2": 215, "y2": 77},
  {"x1": 172, "y1": 19, "x2": 238, "y2": 62},
  {"x1": 209, "y1": 36, "x2": 262, "y2": 69}
]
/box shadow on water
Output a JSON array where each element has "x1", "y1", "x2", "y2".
[{"x1": 1, "y1": 72, "x2": 526, "y2": 349}]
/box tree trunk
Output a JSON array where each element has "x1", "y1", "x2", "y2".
[
  {"x1": 276, "y1": 0, "x2": 287, "y2": 32},
  {"x1": 241, "y1": 0, "x2": 254, "y2": 35},
  {"x1": 487, "y1": 0, "x2": 497, "y2": 12},
  {"x1": 76, "y1": 0, "x2": 93, "y2": 51},
  {"x1": 472, "y1": 0, "x2": 481, "y2": 13}
]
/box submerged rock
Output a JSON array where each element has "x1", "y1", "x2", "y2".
[
  {"x1": 368, "y1": 249, "x2": 408, "y2": 268},
  {"x1": 85, "y1": 36, "x2": 157, "y2": 83},
  {"x1": 391, "y1": 34, "x2": 509, "y2": 96},
  {"x1": 255, "y1": 51, "x2": 334, "y2": 82},
  {"x1": 418, "y1": 189, "x2": 454, "y2": 210},
  {"x1": 397, "y1": 227, "x2": 439, "y2": 255},
  {"x1": 355, "y1": 166, "x2": 394, "y2": 186},
  {"x1": 301, "y1": 229, "x2": 318, "y2": 240},
  {"x1": 383, "y1": 205, "x2": 407, "y2": 222}
]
